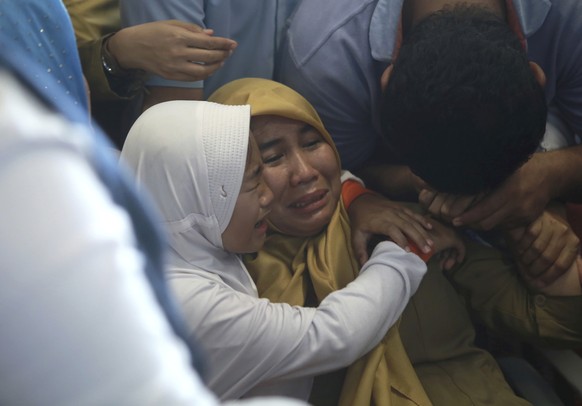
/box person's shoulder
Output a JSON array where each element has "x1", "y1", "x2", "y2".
[
  {"x1": 285, "y1": 0, "x2": 377, "y2": 63},
  {"x1": 519, "y1": 0, "x2": 582, "y2": 37}
]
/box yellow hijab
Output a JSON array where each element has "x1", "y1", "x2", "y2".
[{"x1": 209, "y1": 78, "x2": 430, "y2": 406}]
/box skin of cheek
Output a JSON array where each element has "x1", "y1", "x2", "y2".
[{"x1": 264, "y1": 146, "x2": 341, "y2": 237}]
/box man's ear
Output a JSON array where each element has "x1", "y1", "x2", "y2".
[
  {"x1": 529, "y1": 61, "x2": 546, "y2": 88},
  {"x1": 380, "y1": 65, "x2": 393, "y2": 92}
]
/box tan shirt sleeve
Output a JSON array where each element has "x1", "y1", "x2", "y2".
[{"x1": 444, "y1": 241, "x2": 582, "y2": 348}]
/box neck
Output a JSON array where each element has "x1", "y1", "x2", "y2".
[{"x1": 403, "y1": 0, "x2": 507, "y2": 32}]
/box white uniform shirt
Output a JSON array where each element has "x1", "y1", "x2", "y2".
[{"x1": 0, "y1": 70, "x2": 306, "y2": 406}]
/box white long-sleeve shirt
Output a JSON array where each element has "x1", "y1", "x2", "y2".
[
  {"x1": 169, "y1": 241, "x2": 427, "y2": 400},
  {"x1": 0, "y1": 69, "x2": 306, "y2": 406}
]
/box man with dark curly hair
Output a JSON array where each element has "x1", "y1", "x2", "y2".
[
  {"x1": 381, "y1": 5, "x2": 547, "y2": 195},
  {"x1": 277, "y1": 0, "x2": 582, "y2": 293},
  {"x1": 277, "y1": 0, "x2": 582, "y2": 403}
]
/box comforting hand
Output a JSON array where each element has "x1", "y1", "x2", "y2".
[
  {"x1": 108, "y1": 20, "x2": 237, "y2": 81},
  {"x1": 427, "y1": 218, "x2": 466, "y2": 271},
  {"x1": 451, "y1": 152, "x2": 552, "y2": 230},
  {"x1": 504, "y1": 210, "x2": 580, "y2": 289},
  {"x1": 419, "y1": 189, "x2": 482, "y2": 224},
  {"x1": 348, "y1": 193, "x2": 433, "y2": 265}
]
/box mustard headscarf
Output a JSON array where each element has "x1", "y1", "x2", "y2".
[{"x1": 209, "y1": 79, "x2": 430, "y2": 406}]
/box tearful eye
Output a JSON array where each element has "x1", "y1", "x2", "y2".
[
  {"x1": 304, "y1": 139, "x2": 322, "y2": 148},
  {"x1": 262, "y1": 153, "x2": 283, "y2": 164}
]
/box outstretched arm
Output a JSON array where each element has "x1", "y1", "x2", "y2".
[{"x1": 452, "y1": 146, "x2": 582, "y2": 230}]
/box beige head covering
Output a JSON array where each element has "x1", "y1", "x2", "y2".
[
  {"x1": 210, "y1": 79, "x2": 430, "y2": 406},
  {"x1": 210, "y1": 77, "x2": 341, "y2": 164}
]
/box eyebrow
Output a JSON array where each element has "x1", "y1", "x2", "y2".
[
  {"x1": 258, "y1": 124, "x2": 315, "y2": 150},
  {"x1": 258, "y1": 138, "x2": 280, "y2": 151}
]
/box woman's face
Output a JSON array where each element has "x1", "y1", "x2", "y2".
[
  {"x1": 222, "y1": 136, "x2": 273, "y2": 253},
  {"x1": 251, "y1": 115, "x2": 341, "y2": 237}
]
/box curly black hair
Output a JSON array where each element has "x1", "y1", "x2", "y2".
[{"x1": 382, "y1": 4, "x2": 546, "y2": 194}]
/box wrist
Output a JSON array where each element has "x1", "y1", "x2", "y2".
[
  {"x1": 102, "y1": 33, "x2": 131, "y2": 77},
  {"x1": 101, "y1": 33, "x2": 145, "y2": 97},
  {"x1": 407, "y1": 240, "x2": 434, "y2": 262}
]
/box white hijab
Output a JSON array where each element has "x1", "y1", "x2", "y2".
[{"x1": 121, "y1": 100, "x2": 257, "y2": 295}]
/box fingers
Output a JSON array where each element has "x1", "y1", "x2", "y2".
[
  {"x1": 186, "y1": 34, "x2": 237, "y2": 52},
  {"x1": 453, "y1": 196, "x2": 509, "y2": 230},
  {"x1": 183, "y1": 46, "x2": 232, "y2": 64},
  {"x1": 446, "y1": 194, "x2": 479, "y2": 218},
  {"x1": 349, "y1": 195, "x2": 433, "y2": 253},
  {"x1": 391, "y1": 210, "x2": 434, "y2": 253},
  {"x1": 420, "y1": 190, "x2": 446, "y2": 218},
  {"x1": 516, "y1": 212, "x2": 580, "y2": 287},
  {"x1": 437, "y1": 249, "x2": 459, "y2": 271},
  {"x1": 531, "y1": 232, "x2": 579, "y2": 286},
  {"x1": 535, "y1": 248, "x2": 579, "y2": 287},
  {"x1": 164, "y1": 19, "x2": 205, "y2": 32},
  {"x1": 165, "y1": 20, "x2": 237, "y2": 49},
  {"x1": 419, "y1": 190, "x2": 477, "y2": 223},
  {"x1": 418, "y1": 189, "x2": 437, "y2": 209}
]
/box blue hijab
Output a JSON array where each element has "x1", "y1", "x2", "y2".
[{"x1": 0, "y1": 0, "x2": 89, "y2": 117}]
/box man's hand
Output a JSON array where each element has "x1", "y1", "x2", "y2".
[
  {"x1": 505, "y1": 210, "x2": 580, "y2": 289},
  {"x1": 451, "y1": 152, "x2": 553, "y2": 230},
  {"x1": 428, "y1": 219, "x2": 466, "y2": 270},
  {"x1": 348, "y1": 193, "x2": 433, "y2": 265},
  {"x1": 419, "y1": 189, "x2": 482, "y2": 224},
  {"x1": 109, "y1": 20, "x2": 237, "y2": 81}
]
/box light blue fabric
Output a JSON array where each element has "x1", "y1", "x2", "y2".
[
  {"x1": 277, "y1": 0, "x2": 582, "y2": 170},
  {"x1": 0, "y1": 0, "x2": 89, "y2": 117},
  {"x1": 121, "y1": 0, "x2": 298, "y2": 98}
]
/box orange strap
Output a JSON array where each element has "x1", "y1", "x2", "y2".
[
  {"x1": 407, "y1": 241, "x2": 434, "y2": 263},
  {"x1": 341, "y1": 179, "x2": 376, "y2": 210}
]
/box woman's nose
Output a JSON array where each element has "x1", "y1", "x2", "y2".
[{"x1": 289, "y1": 152, "x2": 317, "y2": 186}]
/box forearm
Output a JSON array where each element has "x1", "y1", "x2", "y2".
[
  {"x1": 169, "y1": 243, "x2": 426, "y2": 398},
  {"x1": 539, "y1": 145, "x2": 582, "y2": 203},
  {"x1": 355, "y1": 164, "x2": 420, "y2": 201}
]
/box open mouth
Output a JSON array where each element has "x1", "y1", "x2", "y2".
[
  {"x1": 289, "y1": 190, "x2": 327, "y2": 209},
  {"x1": 254, "y1": 216, "x2": 269, "y2": 232}
]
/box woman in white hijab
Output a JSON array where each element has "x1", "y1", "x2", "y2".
[{"x1": 120, "y1": 100, "x2": 428, "y2": 401}]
